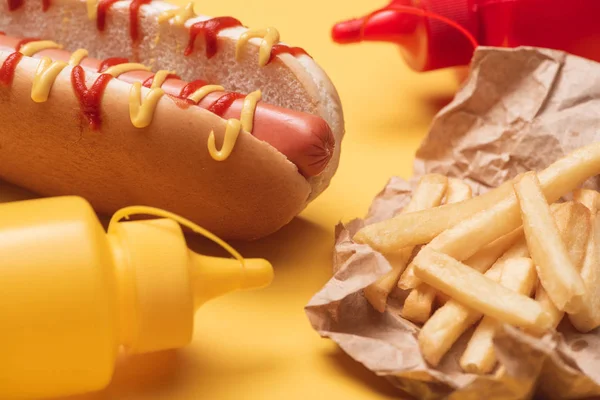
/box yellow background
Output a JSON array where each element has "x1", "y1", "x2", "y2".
[{"x1": 0, "y1": 0, "x2": 458, "y2": 398}]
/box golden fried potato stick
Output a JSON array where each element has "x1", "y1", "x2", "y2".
[
  {"x1": 397, "y1": 187, "x2": 528, "y2": 290},
  {"x1": 355, "y1": 142, "x2": 600, "y2": 254},
  {"x1": 402, "y1": 228, "x2": 522, "y2": 322},
  {"x1": 444, "y1": 178, "x2": 473, "y2": 204},
  {"x1": 460, "y1": 257, "x2": 537, "y2": 374},
  {"x1": 557, "y1": 202, "x2": 592, "y2": 268},
  {"x1": 364, "y1": 250, "x2": 412, "y2": 313},
  {"x1": 534, "y1": 289, "x2": 563, "y2": 331},
  {"x1": 574, "y1": 189, "x2": 600, "y2": 213},
  {"x1": 398, "y1": 221, "x2": 524, "y2": 290},
  {"x1": 420, "y1": 299, "x2": 481, "y2": 367},
  {"x1": 569, "y1": 213, "x2": 600, "y2": 332},
  {"x1": 418, "y1": 238, "x2": 528, "y2": 366},
  {"x1": 402, "y1": 284, "x2": 437, "y2": 323},
  {"x1": 401, "y1": 178, "x2": 472, "y2": 322},
  {"x1": 355, "y1": 179, "x2": 515, "y2": 254},
  {"x1": 434, "y1": 230, "x2": 527, "y2": 307},
  {"x1": 364, "y1": 174, "x2": 448, "y2": 312},
  {"x1": 412, "y1": 249, "x2": 551, "y2": 332},
  {"x1": 535, "y1": 202, "x2": 591, "y2": 328},
  {"x1": 515, "y1": 173, "x2": 586, "y2": 314}
]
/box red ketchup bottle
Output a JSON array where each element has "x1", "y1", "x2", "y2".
[{"x1": 332, "y1": 0, "x2": 600, "y2": 72}]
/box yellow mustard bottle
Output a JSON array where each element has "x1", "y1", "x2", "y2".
[{"x1": 0, "y1": 196, "x2": 273, "y2": 399}]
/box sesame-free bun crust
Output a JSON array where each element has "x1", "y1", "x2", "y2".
[
  {"x1": 0, "y1": 54, "x2": 311, "y2": 240},
  {"x1": 0, "y1": 0, "x2": 345, "y2": 200}
]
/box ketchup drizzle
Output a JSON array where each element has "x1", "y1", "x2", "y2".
[
  {"x1": 71, "y1": 66, "x2": 113, "y2": 130},
  {"x1": 96, "y1": 0, "x2": 120, "y2": 32},
  {"x1": 97, "y1": 0, "x2": 150, "y2": 42},
  {"x1": 207, "y1": 92, "x2": 245, "y2": 117},
  {"x1": 97, "y1": 57, "x2": 129, "y2": 73},
  {"x1": 179, "y1": 79, "x2": 207, "y2": 99},
  {"x1": 42, "y1": 0, "x2": 50, "y2": 11},
  {"x1": 7, "y1": 0, "x2": 23, "y2": 11},
  {"x1": 142, "y1": 73, "x2": 180, "y2": 88},
  {"x1": 0, "y1": 38, "x2": 43, "y2": 86},
  {"x1": 268, "y1": 44, "x2": 310, "y2": 64},
  {"x1": 0, "y1": 52, "x2": 23, "y2": 86},
  {"x1": 186, "y1": 17, "x2": 243, "y2": 58},
  {"x1": 129, "y1": 0, "x2": 151, "y2": 42}
]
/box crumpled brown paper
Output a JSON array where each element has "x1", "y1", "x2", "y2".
[
  {"x1": 415, "y1": 46, "x2": 600, "y2": 193},
  {"x1": 306, "y1": 46, "x2": 600, "y2": 400}
]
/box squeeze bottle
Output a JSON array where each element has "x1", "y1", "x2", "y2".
[
  {"x1": 332, "y1": 0, "x2": 600, "y2": 72},
  {"x1": 0, "y1": 196, "x2": 274, "y2": 399}
]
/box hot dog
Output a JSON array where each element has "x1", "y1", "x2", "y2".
[{"x1": 0, "y1": 0, "x2": 345, "y2": 240}]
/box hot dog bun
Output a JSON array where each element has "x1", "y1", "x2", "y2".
[
  {"x1": 0, "y1": 0, "x2": 345, "y2": 200},
  {"x1": 0, "y1": 0, "x2": 345, "y2": 240}
]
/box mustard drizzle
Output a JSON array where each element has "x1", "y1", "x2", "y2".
[
  {"x1": 20, "y1": 40, "x2": 61, "y2": 57},
  {"x1": 86, "y1": 0, "x2": 98, "y2": 20},
  {"x1": 103, "y1": 62, "x2": 150, "y2": 77},
  {"x1": 24, "y1": 41, "x2": 83, "y2": 103},
  {"x1": 157, "y1": 2, "x2": 196, "y2": 26},
  {"x1": 150, "y1": 69, "x2": 175, "y2": 89},
  {"x1": 69, "y1": 49, "x2": 89, "y2": 66},
  {"x1": 240, "y1": 90, "x2": 261, "y2": 132},
  {"x1": 186, "y1": 84, "x2": 224, "y2": 103},
  {"x1": 207, "y1": 119, "x2": 242, "y2": 161},
  {"x1": 235, "y1": 27, "x2": 280, "y2": 67}
]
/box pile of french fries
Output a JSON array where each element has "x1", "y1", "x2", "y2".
[{"x1": 354, "y1": 143, "x2": 600, "y2": 375}]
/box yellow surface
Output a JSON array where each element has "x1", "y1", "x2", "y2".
[{"x1": 0, "y1": 0, "x2": 458, "y2": 398}]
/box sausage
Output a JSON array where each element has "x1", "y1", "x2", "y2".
[{"x1": 0, "y1": 35, "x2": 334, "y2": 177}]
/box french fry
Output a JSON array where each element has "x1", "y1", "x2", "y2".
[
  {"x1": 418, "y1": 299, "x2": 481, "y2": 366},
  {"x1": 495, "y1": 236, "x2": 529, "y2": 261},
  {"x1": 401, "y1": 178, "x2": 472, "y2": 321},
  {"x1": 555, "y1": 202, "x2": 592, "y2": 269},
  {"x1": 401, "y1": 174, "x2": 449, "y2": 214},
  {"x1": 515, "y1": 173, "x2": 586, "y2": 314},
  {"x1": 355, "y1": 179, "x2": 516, "y2": 253},
  {"x1": 397, "y1": 260, "x2": 423, "y2": 290},
  {"x1": 444, "y1": 178, "x2": 473, "y2": 204},
  {"x1": 402, "y1": 228, "x2": 521, "y2": 322},
  {"x1": 412, "y1": 249, "x2": 552, "y2": 332},
  {"x1": 534, "y1": 288, "x2": 563, "y2": 331},
  {"x1": 535, "y1": 201, "x2": 592, "y2": 328},
  {"x1": 460, "y1": 257, "x2": 537, "y2": 374},
  {"x1": 462, "y1": 229, "x2": 526, "y2": 274},
  {"x1": 398, "y1": 191, "x2": 526, "y2": 290},
  {"x1": 400, "y1": 225, "x2": 525, "y2": 291},
  {"x1": 574, "y1": 189, "x2": 600, "y2": 213},
  {"x1": 482, "y1": 238, "x2": 531, "y2": 283},
  {"x1": 364, "y1": 250, "x2": 412, "y2": 312},
  {"x1": 402, "y1": 284, "x2": 437, "y2": 323},
  {"x1": 364, "y1": 174, "x2": 448, "y2": 312},
  {"x1": 418, "y1": 236, "x2": 528, "y2": 366},
  {"x1": 569, "y1": 213, "x2": 600, "y2": 332},
  {"x1": 355, "y1": 142, "x2": 600, "y2": 254}
]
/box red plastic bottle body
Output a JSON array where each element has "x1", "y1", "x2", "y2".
[
  {"x1": 333, "y1": 0, "x2": 600, "y2": 71},
  {"x1": 479, "y1": 0, "x2": 600, "y2": 63}
]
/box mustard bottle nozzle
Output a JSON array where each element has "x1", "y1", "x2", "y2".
[
  {"x1": 240, "y1": 258, "x2": 274, "y2": 289},
  {"x1": 189, "y1": 252, "x2": 273, "y2": 307}
]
